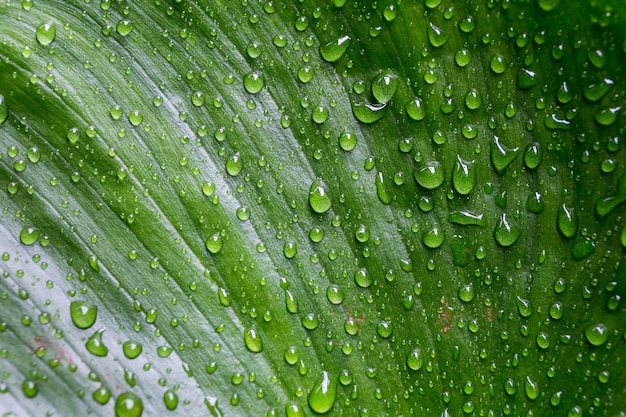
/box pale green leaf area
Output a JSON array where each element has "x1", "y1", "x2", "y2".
[{"x1": 0, "y1": 0, "x2": 625, "y2": 416}]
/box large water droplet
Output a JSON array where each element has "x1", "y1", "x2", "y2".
[
  {"x1": 226, "y1": 152, "x2": 243, "y2": 176},
  {"x1": 307, "y1": 371, "x2": 337, "y2": 414},
  {"x1": 427, "y1": 22, "x2": 449, "y2": 47},
  {"x1": 36, "y1": 22, "x2": 56, "y2": 46},
  {"x1": 115, "y1": 392, "x2": 143, "y2": 417},
  {"x1": 537, "y1": 0, "x2": 561, "y2": 11},
  {"x1": 244, "y1": 327, "x2": 263, "y2": 353},
  {"x1": 406, "y1": 97, "x2": 426, "y2": 120},
  {"x1": 309, "y1": 178, "x2": 331, "y2": 213},
  {"x1": 122, "y1": 341, "x2": 143, "y2": 359},
  {"x1": 407, "y1": 348, "x2": 424, "y2": 371},
  {"x1": 414, "y1": 161, "x2": 444, "y2": 189},
  {"x1": 320, "y1": 36, "x2": 351, "y2": 62},
  {"x1": 372, "y1": 72, "x2": 399, "y2": 104},
  {"x1": 70, "y1": 301, "x2": 98, "y2": 329},
  {"x1": 19, "y1": 227, "x2": 40, "y2": 245},
  {"x1": 452, "y1": 156, "x2": 476, "y2": 195},
  {"x1": 557, "y1": 204, "x2": 577, "y2": 238},
  {"x1": 85, "y1": 329, "x2": 108, "y2": 357},
  {"x1": 0, "y1": 95, "x2": 8, "y2": 124},
  {"x1": 493, "y1": 213, "x2": 521, "y2": 247},
  {"x1": 594, "y1": 107, "x2": 621, "y2": 126},
  {"x1": 422, "y1": 226, "x2": 444, "y2": 249},
  {"x1": 243, "y1": 72, "x2": 265, "y2": 94},
  {"x1": 490, "y1": 136, "x2": 520, "y2": 175},
  {"x1": 583, "y1": 79, "x2": 613, "y2": 102},
  {"x1": 515, "y1": 296, "x2": 533, "y2": 318},
  {"x1": 352, "y1": 102, "x2": 386, "y2": 123},
  {"x1": 524, "y1": 376, "x2": 539, "y2": 400},
  {"x1": 205, "y1": 232, "x2": 223, "y2": 254},
  {"x1": 523, "y1": 143, "x2": 542, "y2": 169},
  {"x1": 585, "y1": 323, "x2": 608, "y2": 346},
  {"x1": 516, "y1": 69, "x2": 538, "y2": 89}
]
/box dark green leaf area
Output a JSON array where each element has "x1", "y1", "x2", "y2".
[{"x1": 0, "y1": 1, "x2": 625, "y2": 417}]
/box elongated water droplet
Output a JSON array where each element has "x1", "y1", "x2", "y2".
[
  {"x1": 595, "y1": 174, "x2": 626, "y2": 217},
  {"x1": 285, "y1": 290, "x2": 298, "y2": 313},
  {"x1": 490, "y1": 136, "x2": 520, "y2": 175},
  {"x1": 448, "y1": 210, "x2": 486, "y2": 227},
  {"x1": 308, "y1": 371, "x2": 337, "y2": 414},
  {"x1": 570, "y1": 237, "x2": 595, "y2": 261},
  {"x1": 372, "y1": 72, "x2": 399, "y2": 104},
  {"x1": 515, "y1": 296, "x2": 533, "y2": 317},
  {"x1": 594, "y1": 107, "x2": 621, "y2": 126},
  {"x1": 523, "y1": 143, "x2": 542, "y2": 169},
  {"x1": 70, "y1": 301, "x2": 98, "y2": 329},
  {"x1": 538, "y1": 0, "x2": 561, "y2": 11},
  {"x1": 524, "y1": 376, "x2": 539, "y2": 400},
  {"x1": 352, "y1": 102, "x2": 386, "y2": 123},
  {"x1": 244, "y1": 327, "x2": 263, "y2": 353},
  {"x1": 375, "y1": 172, "x2": 391, "y2": 205},
  {"x1": 557, "y1": 203, "x2": 577, "y2": 238},
  {"x1": 85, "y1": 329, "x2": 108, "y2": 357},
  {"x1": 320, "y1": 36, "x2": 351, "y2": 62},
  {"x1": 583, "y1": 79, "x2": 613, "y2": 102},
  {"x1": 516, "y1": 69, "x2": 538, "y2": 89},
  {"x1": 494, "y1": 213, "x2": 521, "y2": 247},
  {"x1": 115, "y1": 392, "x2": 143, "y2": 417},
  {"x1": 452, "y1": 156, "x2": 476, "y2": 195},
  {"x1": 526, "y1": 192, "x2": 545, "y2": 213},
  {"x1": 36, "y1": 22, "x2": 56, "y2": 46},
  {"x1": 427, "y1": 22, "x2": 449, "y2": 47},
  {"x1": 205, "y1": 232, "x2": 223, "y2": 254},
  {"x1": 414, "y1": 161, "x2": 444, "y2": 189},
  {"x1": 164, "y1": 390, "x2": 179, "y2": 411},
  {"x1": 309, "y1": 178, "x2": 331, "y2": 213}
]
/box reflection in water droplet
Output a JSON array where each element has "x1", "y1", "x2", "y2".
[
  {"x1": 36, "y1": 22, "x2": 56, "y2": 46},
  {"x1": 115, "y1": 392, "x2": 143, "y2": 417},
  {"x1": 244, "y1": 327, "x2": 263, "y2": 353}
]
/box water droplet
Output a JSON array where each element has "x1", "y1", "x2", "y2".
[
  {"x1": 22, "y1": 379, "x2": 38, "y2": 398},
  {"x1": 93, "y1": 385, "x2": 111, "y2": 405},
  {"x1": 383, "y1": 4, "x2": 397, "y2": 21},
  {"x1": 115, "y1": 392, "x2": 143, "y2": 417},
  {"x1": 594, "y1": 107, "x2": 621, "y2": 126},
  {"x1": 585, "y1": 323, "x2": 608, "y2": 346},
  {"x1": 536, "y1": 332, "x2": 550, "y2": 349},
  {"x1": 427, "y1": 22, "x2": 449, "y2": 47},
  {"x1": 312, "y1": 106, "x2": 329, "y2": 124},
  {"x1": 116, "y1": 20, "x2": 134, "y2": 36},
  {"x1": 407, "y1": 348, "x2": 424, "y2": 371},
  {"x1": 583, "y1": 79, "x2": 613, "y2": 102},
  {"x1": 85, "y1": 329, "x2": 108, "y2": 357},
  {"x1": 570, "y1": 237, "x2": 595, "y2": 261},
  {"x1": 516, "y1": 69, "x2": 538, "y2": 89},
  {"x1": 308, "y1": 371, "x2": 337, "y2": 414},
  {"x1": 352, "y1": 102, "x2": 386, "y2": 124},
  {"x1": 243, "y1": 72, "x2": 264, "y2": 94},
  {"x1": 354, "y1": 224, "x2": 370, "y2": 243},
  {"x1": 286, "y1": 403, "x2": 306, "y2": 417},
  {"x1": 244, "y1": 327, "x2": 263, "y2": 353},
  {"x1": 226, "y1": 152, "x2": 243, "y2": 176},
  {"x1": 557, "y1": 204, "x2": 577, "y2": 238},
  {"x1": 524, "y1": 376, "x2": 539, "y2": 400},
  {"x1": 372, "y1": 72, "x2": 399, "y2": 104},
  {"x1": 70, "y1": 301, "x2": 98, "y2": 329},
  {"x1": 448, "y1": 210, "x2": 486, "y2": 227},
  {"x1": 205, "y1": 232, "x2": 223, "y2": 254},
  {"x1": 164, "y1": 389, "x2": 179, "y2": 411},
  {"x1": 458, "y1": 283, "x2": 475, "y2": 302},
  {"x1": 490, "y1": 136, "x2": 520, "y2": 175},
  {"x1": 588, "y1": 49, "x2": 606, "y2": 69},
  {"x1": 406, "y1": 97, "x2": 426, "y2": 120},
  {"x1": 285, "y1": 290, "x2": 299, "y2": 313},
  {"x1": 537, "y1": 0, "x2": 561, "y2": 11},
  {"x1": 0, "y1": 95, "x2": 8, "y2": 124},
  {"x1": 19, "y1": 227, "x2": 40, "y2": 245},
  {"x1": 122, "y1": 341, "x2": 143, "y2": 359},
  {"x1": 523, "y1": 143, "x2": 542, "y2": 169},
  {"x1": 452, "y1": 156, "x2": 476, "y2": 195},
  {"x1": 283, "y1": 241, "x2": 297, "y2": 259},
  {"x1": 36, "y1": 22, "x2": 56, "y2": 46},
  {"x1": 494, "y1": 213, "x2": 521, "y2": 247},
  {"x1": 422, "y1": 226, "x2": 444, "y2": 249},
  {"x1": 320, "y1": 36, "x2": 351, "y2": 62},
  {"x1": 326, "y1": 285, "x2": 344, "y2": 305},
  {"x1": 375, "y1": 172, "x2": 391, "y2": 205},
  {"x1": 526, "y1": 192, "x2": 545, "y2": 213},
  {"x1": 515, "y1": 296, "x2": 533, "y2": 318},
  {"x1": 414, "y1": 161, "x2": 444, "y2": 189},
  {"x1": 464, "y1": 89, "x2": 482, "y2": 110},
  {"x1": 377, "y1": 320, "x2": 393, "y2": 338},
  {"x1": 354, "y1": 268, "x2": 372, "y2": 288},
  {"x1": 339, "y1": 131, "x2": 357, "y2": 151}
]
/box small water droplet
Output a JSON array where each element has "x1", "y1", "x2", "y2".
[
  {"x1": 320, "y1": 36, "x2": 351, "y2": 62},
  {"x1": 122, "y1": 341, "x2": 143, "y2": 359},
  {"x1": 524, "y1": 376, "x2": 539, "y2": 400},
  {"x1": 407, "y1": 348, "x2": 424, "y2": 371},
  {"x1": 515, "y1": 296, "x2": 533, "y2": 318},
  {"x1": 405, "y1": 97, "x2": 426, "y2": 120},
  {"x1": 458, "y1": 283, "x2": 475, "y2": 302}
]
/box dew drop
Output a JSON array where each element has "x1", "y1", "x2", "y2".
[
  {"x1": 494, "y1": 213, "x2": 521, "y2": 247},
  {"x1": 93, "y1": 385, "x2": 111, "y2": 405},
  {"x1": 464, "y1": 89, "x2": 482, "y2": 110},
  {"x1": 0, "y1": 95, "x2": 8, "y2": 124},
  {"x1": 244, "y1": 327, "x2": 263, "y2": 353},
  {"x1": 427, "y1": 22, "x2": 449, "y2": 47},
  {"x1": 70, "y1": 301, "x2": 98, "y2": 329},
  {"x1": 585, "y1": 323, "x2": 608, "y2": 346},
  {"x1": 537, "y1": 0, "x2": 561, "y2": 11},
  {"x1": 285, "y1": 290, "x2": 299, "y2": 313},
  {"x1": 523, "y1": 143, "x2": 542, "y2": 169},
  {"x1": 407, "y1": 348, "x2": 424, "y2": 371},
  {"x1": 524, "y1": 376, "x2": 539, "y2": 400},
  {"x1": 283, "y1": 241, "x2": 297, "y2": 259},
  {"x1": 339, "y1": 131, "x2": 357, "y2": 151},
  {"x1": 286, "y1": 404, "x2": 306, "y2": 417},
  {"x1": 226, "y1": 152, "x2": 243, "y2": 176},
  {"x1": 354, "y1": 268, "x2": 372, "y2": 288},
  {"x1": 205, "y1": 232, "x2": 223, "y2": 254},
  {"x1": 85, "y1": 329, "x2": 108, "y2": 357},
  {"x1": 163, "y1": 389, "x2": 179, "y2": 411},
  {"x1": 375, "y1": 172, "x2": 391, "y2": 205},
  {"x1": 326, "y1": 285, "x2": 344, "y2": 305},
  {"x1": 452, "y1": 156, "x2": 476, "y2": 195},
  {"x1": 308, "y1": 371, "x2": 337, "y2": 414},
  {"x1": 22, "y1": 379, "x2": 38, "y2": 398},
  {"x1": 243, "y1": 72, "x2": 265, "y2": 94},
  {"x1": 19, "y1": 227, "x2": 40, "y2": 245},
  {"x1": 414, "y1": 161, "x2": 444, "y2": 189},
  {"x1": 490, "y1": 136, "x2": 520, "y2": 175},
  {"x1": 115, "y1": 392, "x2": 143, "y2": 417},
  {"x1": 372, "y1": 72, "x2": 399, "y2": 104},
  {"x1": 422, "y1": 226, "x2": 444, "y2": 249},
  {"x1": 570, "y1": 237, "x2": 595, "y2": 261},
  {"x1": 320, "y1": 36, "x2": 351, "y2": 62},
  {"x1": 36, "y1": 22, "x2": 56, "y2": 46},
  {"x1": 515, "y1": 296, "x2": 533, "y2": 318},
  {"x1": 458, "y1": 283, "x2": 475, "y2": 302},
  {"x1": 583, "y1": 79, "x2": 613, "y2": 102},
  {"x1": 122, "y1": 341, "x2": 143, "y2": 360},
  {"x1": 406, "y1": 97, "x2": 426, "y2": 121},
  {"x1": 352, "y1": 102, "x2": 386, "y2": 124},
  {"x1": 557, "y1": 204, "x2": 577, "y2": 238},
  {"x1": 594, "y1": 107, "x2": 621, "y2": 126},
  {"x1": 516, "y1": 69, "x2": 538, "y2": 89},
  {"x1": 116, "y1": 20, "x2": 134, "y2": 36},
  {"x1": 377, "y1": 320, "x2": 393, "y2": 338}
]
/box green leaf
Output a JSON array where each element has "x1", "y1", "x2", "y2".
[{"x1": 1, "y1": 1, "x2": 625, "y2": 416}]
